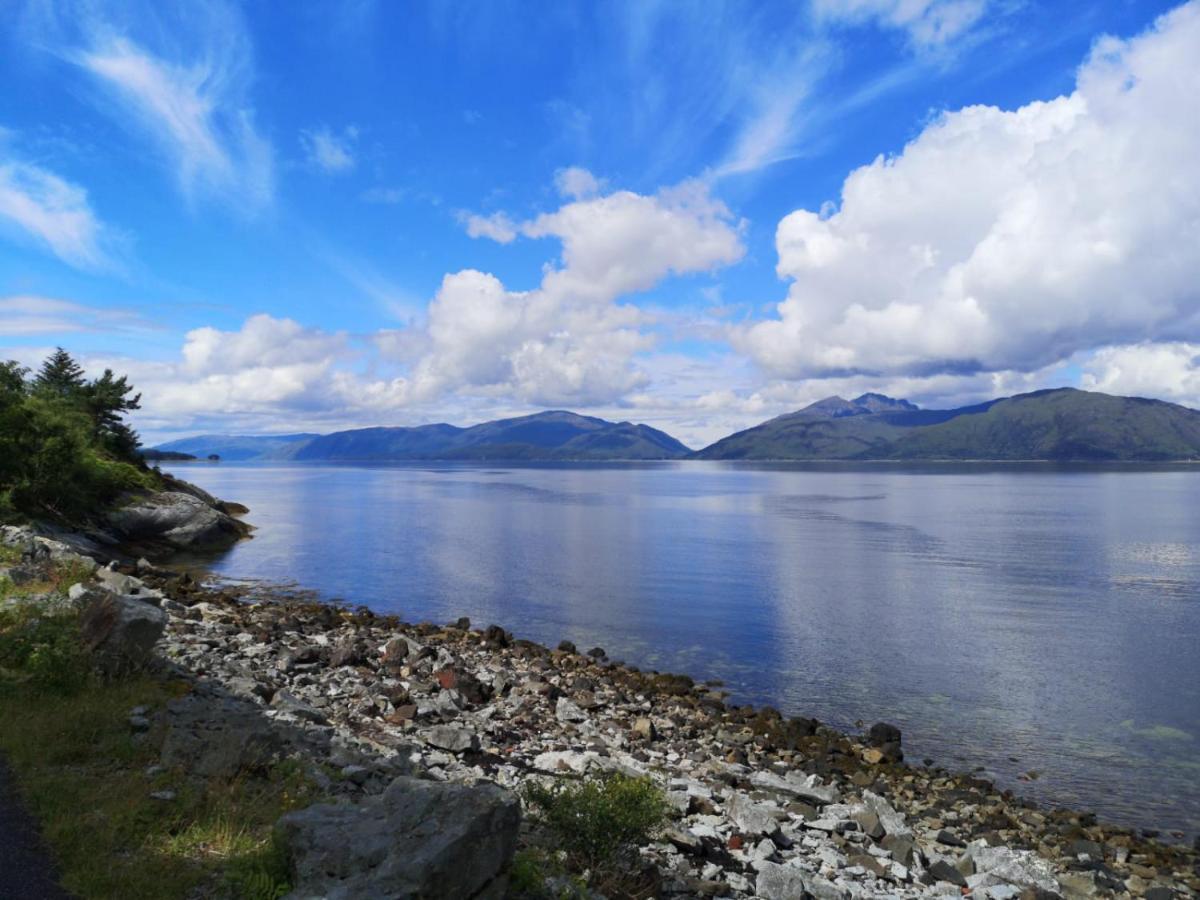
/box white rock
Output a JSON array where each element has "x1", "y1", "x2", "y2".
[
  {"x1": 554, "y1": 697, "x2": 587, "y2": 723},
  {"x1": 751, "y1": 770, "x2": 840, "y2": 805},
  {"x1": 967, "y1": 845, "x2": 1060, "y2": 893},
  {"x1": 726, "y1": 792, "x2": 780, "y2": 836},
  {"x1": 861, "y1": 790, "x2": 912, "y2": 840},
  {"x1": 532, "y1": 750, "x2": 594, "y2": 774}
]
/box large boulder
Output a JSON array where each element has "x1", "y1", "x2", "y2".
[
  {"x1": 106, "y1": 491, "x2": 248, "y2": 553},
  {"x1": 277, "y1": 776, "x2": 520, "y2": 900},
  {"x1": 78, "y1": 590, "x2": 166, "y2": 674}
]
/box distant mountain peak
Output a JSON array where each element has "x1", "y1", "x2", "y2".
[
  {"x1": 793, "y1": 393, "x2": 919, "y2": 420},
  {"x1": 851, "y1": 393, "x2": 919, "y2": 413},
  {"x1": 798, "y1": 396, "x2": 861, "y2": 418}
]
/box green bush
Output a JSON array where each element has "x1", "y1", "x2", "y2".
[
  {"x1": 521, "y1": 773, "x2": 669, "y2": 874},
  {"x1": 0, "y1": 607, "x2": 91, "y2": 695}
]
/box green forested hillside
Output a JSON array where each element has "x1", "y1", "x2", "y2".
[
  {"x1": 695, "y1": 389, "x2": 1200, "y2": 461},
  {"x1": 885, "y1": 389, "x2": 1200, "y2": 460}
]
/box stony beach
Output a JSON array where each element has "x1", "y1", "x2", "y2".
[{"x1": 3, "y1": 519, "x2": 1199, "y2": 899}]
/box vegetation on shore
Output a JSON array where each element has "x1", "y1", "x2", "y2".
[
  {"x1": 513, "y1": 772, "x2": 670, "y2": 898},
  {"x1": 0, "y1": 348, "x2": 155, "y2": 524},
  {"x1": 0, "y1": 552, "x2": 319, "y2": 900}
]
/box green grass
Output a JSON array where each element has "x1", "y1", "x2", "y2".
[{"x1": 0, "y1": 565, "x2": 319, "y2": 899}]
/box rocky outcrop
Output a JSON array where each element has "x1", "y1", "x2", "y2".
[
  {"x1": 277, "y1": 776, "x2": 520, "y2": 900},
  {"x1": 105, "y1": 490, "x2": 248, "y2": 554}
]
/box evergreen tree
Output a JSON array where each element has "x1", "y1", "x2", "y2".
[
  {"x1": 33, "y1": 347, "x2": 86, "y2": 398},
  {"x1": 86, "y1": 369, "x2": 142, "y2": 459},
  {"x1": 1, "y1": 353, "x2": 152, "y2": 522}
]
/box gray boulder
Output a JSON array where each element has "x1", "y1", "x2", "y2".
[
  {"x1": 106, "y1": 491, "x2": 247, "y2": 552},
  {"x1": 425, "y1": 725, "x2": 479, "y2": 754},
  {"x1": 79, "y1": 590, "x2": 167, "y2": 673},
  {"x1": 755, "y1": 861, "x2": 849, "y2": 900},
  {"x1": 726, "y1": 792, "x2": 780, "y2": 837},
  {"x1": 278, "y1": 775, "x2": 520, "y2": 900}
]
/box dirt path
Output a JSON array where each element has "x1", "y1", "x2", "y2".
[{"x1": 0, "y1": 759, "x2": 71, "y2": 900}]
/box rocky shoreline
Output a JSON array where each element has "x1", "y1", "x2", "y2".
[{"x1": 3, "y1": 521, "x2": 1198, "y2": 899}]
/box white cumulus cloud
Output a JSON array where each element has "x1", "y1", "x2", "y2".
[
  {"x1": 431, "y1": 177, "x2": 745, "y2": 405},
  {"x1": 462, "y1": 211, "x2": 518, "y2": 244},
  {"x1": 1081, "y1": 342, "x2": 1200, "y2": 407},
  {"x1": 739, "y1": 2, "x2": 1200, "y2": 381},
  {"x1": 553, "y1": 166, "x2": 603, "y2": 199}
]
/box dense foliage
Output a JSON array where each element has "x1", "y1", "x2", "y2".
[{"x1": 0, "y1": 349, "x2": 153, "y2": 522}]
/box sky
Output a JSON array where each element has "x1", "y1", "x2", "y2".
[{"x1": 1, "y1": 0, "x2": 1198, "y2": 449}]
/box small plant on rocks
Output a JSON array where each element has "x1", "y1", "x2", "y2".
[{"x1": 521, "y1": 772, "x2": 669, "y2": 896}]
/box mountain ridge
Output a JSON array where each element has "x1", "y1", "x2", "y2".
[
  {"x1": 156, "y1": 411, "x2": 691, "y2": 462},
  {"x1": 694, "y1": 388, "x2": 1200, "y2": 461},
  {"x1": 154, "y1": 389, "x2": 1200, "y2": 463}
]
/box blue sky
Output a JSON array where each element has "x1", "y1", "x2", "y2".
[{"x1": 1, "y1": 0, "x2": 1197, "y2": 447}]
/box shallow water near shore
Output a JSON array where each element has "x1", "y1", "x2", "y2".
[{"x1": 172, "y1": 460, "x2": 1200, "y2": 838}]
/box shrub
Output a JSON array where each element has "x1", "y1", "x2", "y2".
[
  {"x1": 0, "y1": 607, "x2": 91, "y2": 695},
  {"x1": 521, "y1": 773, "x2": 669, "y2": 875}
]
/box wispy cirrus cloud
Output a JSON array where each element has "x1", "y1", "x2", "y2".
[
  {"x1": 812, "y1": 0, "x2": 991, "y2": 50},
  {"x1": 300, "y1": 125, "x2": 358, "y2": 173},
  {"x1": 0, "y1": 151, "x2": 111, "y2": 269},
  {"x1": 24, "y1": 0, "x2": 275, "y2": 214},
  {"x1": 0, "y1": 295, "x2": 146, "y2": 335}
]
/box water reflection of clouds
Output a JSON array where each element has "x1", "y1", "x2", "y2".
[
  {"x1": 1112, "y1": 542, "x2": 1200, "y2": 567},
  {"x1": 171, "y1": 461, "x2": 1200, "y2": 837}
]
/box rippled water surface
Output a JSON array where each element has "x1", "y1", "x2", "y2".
[{"x1": 176, "y1": 461, "x2": 1200, "y2": 837}]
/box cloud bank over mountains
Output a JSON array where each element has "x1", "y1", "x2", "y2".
[
  {"x1": 740, "y1": 2, "x2": 1200, "y2": 383},
  {"x1": 2, "y1": 1, "x2": 1199, "y2": 446}
]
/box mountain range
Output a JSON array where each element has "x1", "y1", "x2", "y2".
[
  {"x1": 153, "y1": 388, "x2": 1200, "y2": 463},
  {"x1": 154, "y1": 411, "x2": 689, "y2": 462}
]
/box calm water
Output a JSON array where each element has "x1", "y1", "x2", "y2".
[{"x1": 175, "y1": 461, "x2": 1200, "y2": 837}]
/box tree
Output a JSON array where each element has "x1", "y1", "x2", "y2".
[
  {"x1": 0, "y1": 351, "x2": 152, "y2": 523},
  {"x1": 85, "y1": 369, "x2": 142, "y2": 459},
  {"x1": 33, "y1": 348, "x2": 86, "y2": 398}
]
